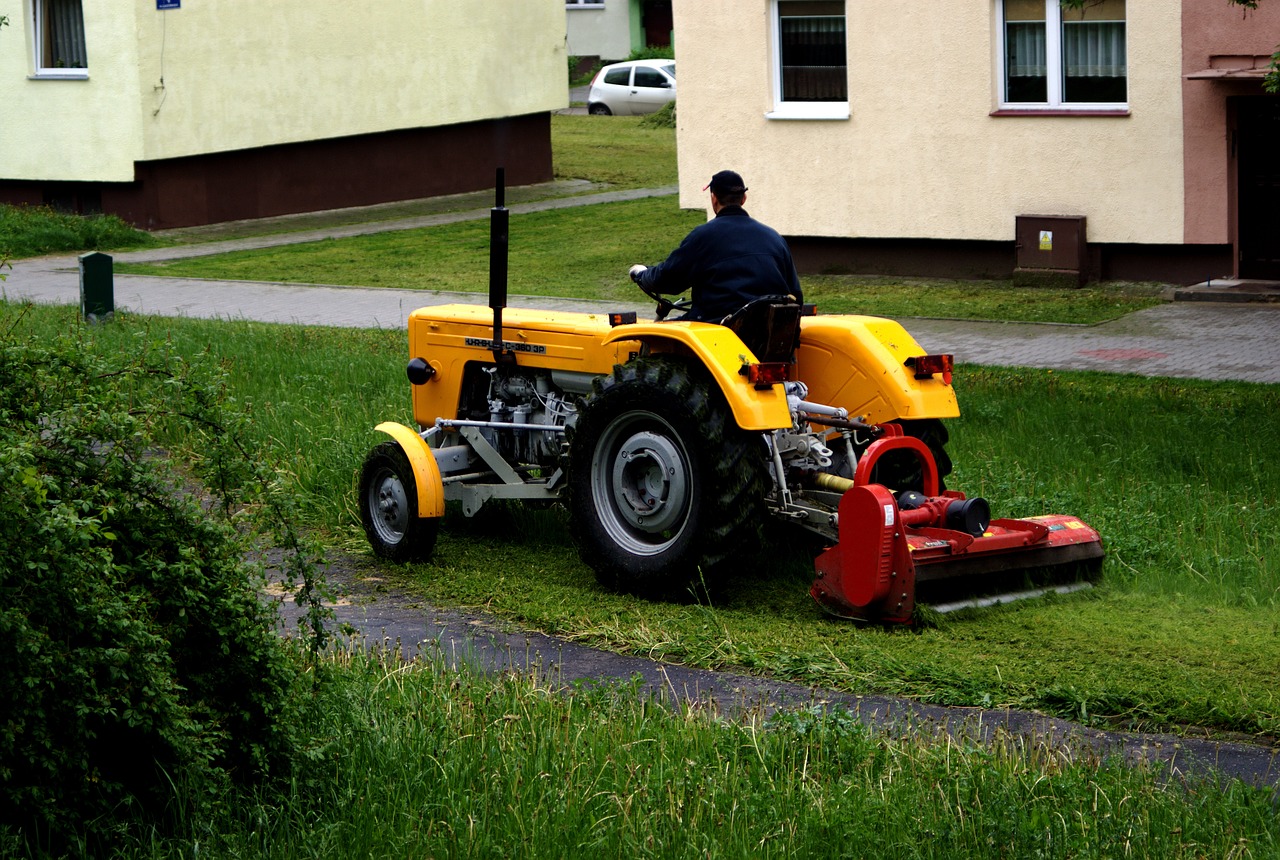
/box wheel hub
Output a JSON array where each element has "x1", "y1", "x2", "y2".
[
  {"x1": 371, "y1": 470, "x2": 409, "y2": 542},
  {"x1": 610, "y1": 431, "x2": 689, "y2": 534}
]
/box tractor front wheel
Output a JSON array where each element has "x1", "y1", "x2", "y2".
[
  {"x1": 568, "y1": 358, "x2": 766, "y2": 596},
  {"x1": 359, "y1": 441, "x2": 439, "y2": 562}
]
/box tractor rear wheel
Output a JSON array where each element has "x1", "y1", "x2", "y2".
[
  {"x1": 359, "y1": 441, "x2": 439, "y2": 562},
  {"x1": 568, "y1": 358, "x2": 767, "y2": 596}
]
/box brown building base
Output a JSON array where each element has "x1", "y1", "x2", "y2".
[
  {"x1": 0, "y1": 113, "x2": 553, "y2": 231},
  {"x1": 788, "y1": 236, "x2": 1234, "y2": 286}
]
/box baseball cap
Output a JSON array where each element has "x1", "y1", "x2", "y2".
[{"x1": 703, "y1": 170, "x2": 747, "y2": 195}]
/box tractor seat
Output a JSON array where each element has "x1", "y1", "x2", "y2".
[{"x1": 718, "y1": 295, "x2": 802, "y2": 363}]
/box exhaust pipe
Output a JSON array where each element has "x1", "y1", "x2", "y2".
[{"x1": 489, "y1": 167, "x2": 514, "y2": 367}]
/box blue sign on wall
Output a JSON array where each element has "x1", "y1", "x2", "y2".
[{"x1": 157, "y1": 0, "x2": 180, "y2": 9}]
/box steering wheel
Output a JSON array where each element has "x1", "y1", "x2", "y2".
[{"x1": 631, "y1": 269, "x2": 693, "y2": 321}]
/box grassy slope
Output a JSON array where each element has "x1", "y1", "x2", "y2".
[{"x1": 0, "y1": 204, "x2": 158, "y2": 259}]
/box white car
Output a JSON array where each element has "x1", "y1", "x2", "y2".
[{"x1": 587, "y1": 59, "x2": 676, "y2": 116}]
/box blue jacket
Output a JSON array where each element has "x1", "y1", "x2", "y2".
[{"x1": 636, "y1": 206, "x2": 803, "y2": 322}]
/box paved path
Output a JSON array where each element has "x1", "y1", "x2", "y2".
[
  {"x1": 7, "y1": 185, "x2": 1279, "y2": 788},
  {"x1": 4, "y1": 189, "x2": 1275, "y2": 384}
]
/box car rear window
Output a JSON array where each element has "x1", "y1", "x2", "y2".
[{"x1": 604, "y1": 68, "x2": 630, "y2": 85}]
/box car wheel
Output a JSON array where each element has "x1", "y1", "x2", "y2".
[{"x1": 588, "y1": 103, "x2": 612, "y2": 116}]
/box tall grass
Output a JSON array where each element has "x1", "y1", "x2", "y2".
[
  {"x1": 95, "y1": 646, "x2": 1280, "y2": 859},
  {"x1": 4, "y1": 302, "x2": 1276, "y2": 740},
  {"x1": 0, "y1": 203, "x2": 158, "y2": 258}
]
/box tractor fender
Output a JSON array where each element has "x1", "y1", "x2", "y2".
[
  {"x1": 795, "y1": 315, "x2": 960, "y2": 424},
  {"x1": 600, "y1": 322, "x2": 793, "y2": 431},
  {"x1": 373, "y1": 421, "x2": 446, "y2": 518}
]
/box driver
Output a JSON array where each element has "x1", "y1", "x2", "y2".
[{"x1": 629, "y1": 170, "x2": 802, "y2": 322}]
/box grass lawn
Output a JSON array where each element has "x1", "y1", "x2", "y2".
[
  {"x1": 0, "y1": 203, "x2": 157, "y2": 259},
  {"x1": 115, "y1": 195, "x2": 1167, "y2": 325},
  {"x1": 7, "y1": 302, "x2": 1275, "y2": 746},
  {"x1": 113, "y1": 114, "x2": 1169, "y2": 325},
  {"x1": 6, "y1": 96, "x2": 1276, "y2": 860}
]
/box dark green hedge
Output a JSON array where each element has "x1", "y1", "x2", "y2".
[{"x1": 0, "y1": 316, "x2": 322, "y2": 851}]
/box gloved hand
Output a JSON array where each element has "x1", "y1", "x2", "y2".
[{"x1": 628, "y1": 264, "x2": 648, "y2": 283}]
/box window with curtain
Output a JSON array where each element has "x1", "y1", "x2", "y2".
[
  {"x1": 1001, "y1": 0, "x2": 1125, "y2": 107},
  {"x1": 778, "y1": 1, "x2": 847, "y2": 102},
  {"x1": 35, "y1": 0, "x2": 87, "y2": 72}
]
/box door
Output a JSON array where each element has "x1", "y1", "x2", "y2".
[
  {"x1": 629, "y1": 65, "x2": 675, "y2": 115},
  {"x1": 1237, "y1": 97, "x2": 1280, "y2": 279},
  {"x1": 642, "y1": 0, "x2": 673, "y2": 48}
]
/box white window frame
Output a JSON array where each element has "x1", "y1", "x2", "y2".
[
  {"x1": 995, "y1": 0, "x2": 1127, "y2": 113},
  {"x1": 565, "y1": 0, "x2": 605, "y2": 8},
  {"x1": 32, "y1": 0, "x2": 89, "y2": 79},
  {"x1": 766, "y1": 0, "x2": 850, "y2": 121}
]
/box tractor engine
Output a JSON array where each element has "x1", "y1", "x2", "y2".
[{"x1": 478, "y1": 367, "x2": 576, "y2": 468}]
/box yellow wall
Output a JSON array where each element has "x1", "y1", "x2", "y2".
[
  {"x1": 2, "y1": 4, "x2": 143, "y2": 181},
  {"x1": 672, "y1": 0, "x2": 1185, "y2": 245},
  {"x1": 3, "y1": 0, "x2": 567, "y2": 182}
]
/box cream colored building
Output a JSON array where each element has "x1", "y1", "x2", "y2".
[
  {"x1": 671, "y1": 0, "x2": 1280, "y2": 282},
  {"x1": 1, "y1": 0, "x2": 568, "y2": 228}
]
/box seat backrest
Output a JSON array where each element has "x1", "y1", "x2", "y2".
[{"x1": 720, "y1": 296, "x2": 802, "y2": 363}]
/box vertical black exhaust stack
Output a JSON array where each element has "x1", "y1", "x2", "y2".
[{"x1": 489, "y1": 168, "x2": 515, "y2": 367}]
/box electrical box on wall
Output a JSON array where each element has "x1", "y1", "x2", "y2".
[{"x1": 1015, "y1": 215, "x2": 1087, "y2": 285}]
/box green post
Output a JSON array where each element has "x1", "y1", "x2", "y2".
[{"x1": 79, "y1": 252, "x2": 114, "y2": 323}]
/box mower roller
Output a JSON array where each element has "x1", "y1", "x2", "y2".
[{"x1": 358, "y1": 172, "x2": 1103, "y2": 624}]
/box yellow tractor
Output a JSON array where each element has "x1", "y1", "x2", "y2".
[{"x1": 359, "y1": 178, "x2": 1102, "y2": 624}]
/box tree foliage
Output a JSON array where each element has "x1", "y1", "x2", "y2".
[{"x1": 0, "y1": 307, "x2": 328, "y2": 852}]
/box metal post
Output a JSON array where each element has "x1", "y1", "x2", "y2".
[{"x1": 78, "y1": 252, "x2": 114, "y2": 323}]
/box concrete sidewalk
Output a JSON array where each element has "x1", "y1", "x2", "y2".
[{"x1": 2, "y1": 184, "x2": 1277, "y2": 384}]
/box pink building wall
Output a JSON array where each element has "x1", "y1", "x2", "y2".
[{"x1": 1182, "y1": 1, "x2": 1280, "y2": 249}]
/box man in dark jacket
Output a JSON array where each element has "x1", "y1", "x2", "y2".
[{"x1": 630, "y1": 170, "x2": 802, "y2": 322}]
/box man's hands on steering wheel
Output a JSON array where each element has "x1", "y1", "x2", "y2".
[{"x1": 629, "y1": 265, "x2": 692, "y2": 321}]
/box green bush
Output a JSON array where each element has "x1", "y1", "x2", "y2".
[
  {"x1": 0, "y1": 204, "x2": 156, "y2": 259},
  {"x1": 0, "y1": 314, "x2": 322, "y2": 851},
  {"x1": 627, "y1": 45, "x2": 675, "y2": 61}
]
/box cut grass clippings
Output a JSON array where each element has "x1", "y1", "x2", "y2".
[{"x1": 5, "y1": 302, "x2": 1276, "y2": 744}]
